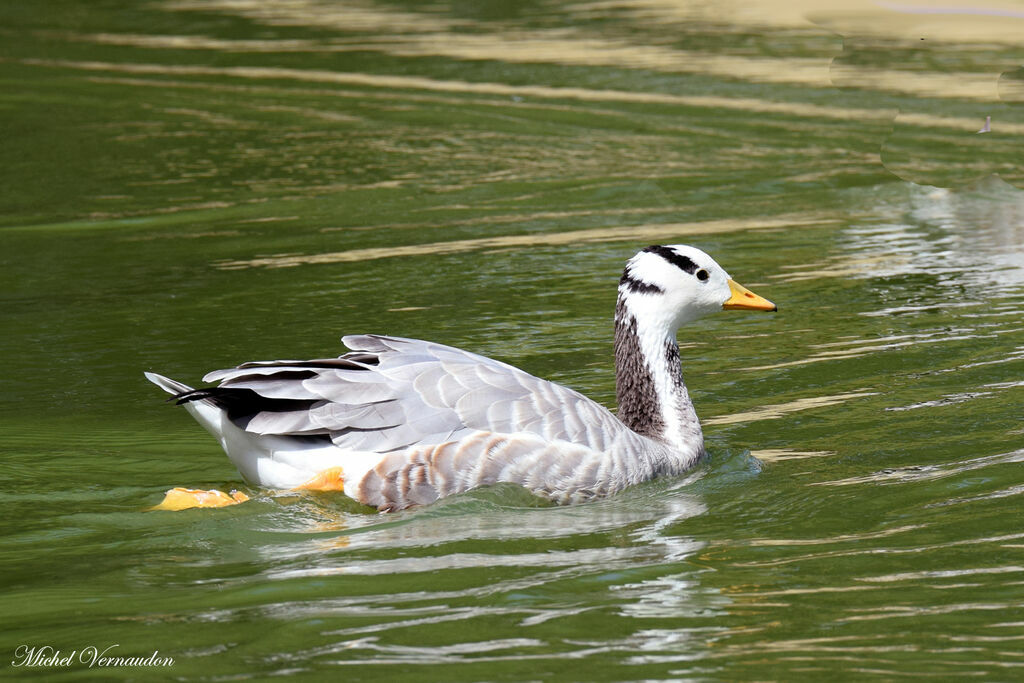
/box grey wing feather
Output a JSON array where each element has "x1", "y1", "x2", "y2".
[
  {"x1": 202, "y1": 334, "x2": 631, "y2": 453},
  {"x1": 246, "y1": 409, "x2": 329, "y2": 436}
]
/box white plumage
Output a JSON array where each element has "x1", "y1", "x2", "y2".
[{"x1": 146, "y1": 245, "x2": 776, "y2": 511}]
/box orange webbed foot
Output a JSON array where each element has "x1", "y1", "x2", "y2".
[
  {"x1": 295, "y1": 467, "x2": 346, "y2": 492},
  {"x1": 151, "y1": 487, "x2": 250, "y2": 511}
]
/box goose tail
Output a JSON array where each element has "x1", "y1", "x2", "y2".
[
  {"x1": 143, "y1": 371, "x2": 309, "y2": 487},
  {"x1": 144, "y1": 371, "x2": 194, "y2": 397},
  {"x1": 144, "y1": 371, "x2": 224, "y2": 439},
  {"x1": 144, "y1": 372, "x2": 227, "y2": 437}
]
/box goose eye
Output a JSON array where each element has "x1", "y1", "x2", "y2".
[{"x1": 696, "y1": 269, "x2": 709, "y2": 282}]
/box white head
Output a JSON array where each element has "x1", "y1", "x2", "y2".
[{"x1": 617, "y1": 244, "x2": 776, "y2": 333}]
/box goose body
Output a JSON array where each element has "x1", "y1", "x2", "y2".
[{"x1": 146, "y1": 245, "x2": 775, "y2": 511}]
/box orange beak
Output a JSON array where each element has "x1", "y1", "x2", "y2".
[{"x1": 723, "y1": 279, "x2": 777, "y2": 311}]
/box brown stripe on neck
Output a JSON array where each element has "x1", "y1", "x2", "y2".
[{"x1": 614, "y1": 297, "x2": 665, "y2": 440}]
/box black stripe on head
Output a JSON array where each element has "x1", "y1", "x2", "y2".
[
  {"x1": 619, "y1": 270, "x2": 665, "y2": 295},
  {"x1": 643, "y1": 245, "x2": 698, "y2": 275}
]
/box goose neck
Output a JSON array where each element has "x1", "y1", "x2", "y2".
[{"x1": 614, "y1": 298, "x2": 703, "y2": 454}]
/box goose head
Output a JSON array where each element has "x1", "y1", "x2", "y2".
[{"x1": 618, "y1": 244, "x2": 776, "y2": 333}]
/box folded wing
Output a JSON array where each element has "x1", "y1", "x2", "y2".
[{"x1": 188, "y1": 334, "x2": 630, "y2": 453}]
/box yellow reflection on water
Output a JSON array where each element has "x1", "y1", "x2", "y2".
[
  {"x1": 31, "y1": 57, "x2": 1024, "y2": 141},
  {"x1": 592, "y1": 0, "x2": 1024, "y2": 44},
  {"x1": 167, "y1": 0, "x2": 464, "y2": 34},
  {"x1": 749, "y1": 448, "x2": 837, "y2": 462},
  {"x1": 745, "y1": 524, "x2": 924, "y2": 546},
  {"x1": 70, "y1": 26, "x2": 1020, "y2": 103},
  {"x1": 704, "y1": 391, "x2": 877, "y2": 425},
  {"x1": 212, "y1": 214, "x2": 832, "y2": 269}
]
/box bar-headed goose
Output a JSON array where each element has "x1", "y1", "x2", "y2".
[{"x1": 146, "y1": 245, "x2": 775, "y2": 511}]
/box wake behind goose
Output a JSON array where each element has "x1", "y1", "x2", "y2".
[{"x1": 146, "y1": 245, "x2": 776, "y2": 511}]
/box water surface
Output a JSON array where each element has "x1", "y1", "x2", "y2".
[{"x1": 2, "y1": 1, "x2": 1024, "y2": 679}]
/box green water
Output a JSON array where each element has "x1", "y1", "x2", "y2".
[{"x1": 3, "y1": 1, "x2": 1024, "y2": 679}]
